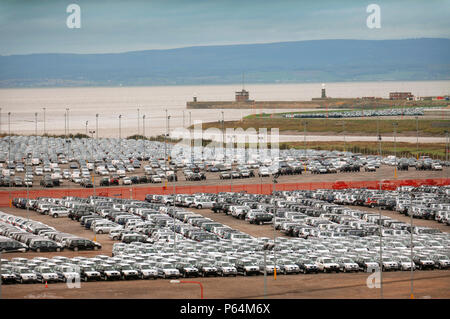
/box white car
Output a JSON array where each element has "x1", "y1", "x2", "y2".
[
  {"x1": 315, "y1": 257, "x2": 340, "y2": 273},
  {"x1": 49, "y1": 207, "x2": 70, "y2": 218},
  {"x1": 93, "y1": 222, "x2": 122, "y2": 234},
  {"x1": 258, "y1": 167, "x2": 270, "y2": 177},
  {"x1": 122, "y1": 177, "x2": 132, "y2": 185}
]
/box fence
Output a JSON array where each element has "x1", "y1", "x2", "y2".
[{"x1": 1, "y1": 178, "x2": 449, "y2": 207}]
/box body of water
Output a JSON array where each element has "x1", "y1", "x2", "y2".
[{"x1": 0, "y1": 81, "x2": 448, "y2": 138}]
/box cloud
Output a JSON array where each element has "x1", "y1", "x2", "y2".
[{"x1": 0, "y1": 0, "x2": 448, "y2": 55}]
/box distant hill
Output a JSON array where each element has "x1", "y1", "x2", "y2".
[{"x1": 0, "y1": 38, "x2": 449, "y2": 87}]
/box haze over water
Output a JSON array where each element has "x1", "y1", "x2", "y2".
[{"x1": 0, "y1": 81, "x2": 448, "y2": 138}]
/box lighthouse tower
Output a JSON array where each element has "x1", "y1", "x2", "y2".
[{"x1": 321, "y1": 83, "x2": 327, "y2": 99}]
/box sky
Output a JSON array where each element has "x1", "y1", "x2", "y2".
[{"x1": 0, "y1": 0, "x2": 449, "y2": 55}]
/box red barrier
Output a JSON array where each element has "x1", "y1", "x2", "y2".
[{"x1": 1, "y1": 178, "x2": 449, "y2": 207}]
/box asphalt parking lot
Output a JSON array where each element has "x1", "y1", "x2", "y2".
[
  {"x1": 1, "y1": 202, "x2": 449, "y2": 299},
  {"x1": 1, "y1": 165, "x2": 448, "y2": 191}
]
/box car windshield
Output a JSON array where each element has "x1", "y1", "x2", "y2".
[
  {"x1": 19, "y1": 268, "x2": 32, "y2": 273},
  {"x1": 83, "y1": 267, "x2": 95, "y2": 272},
  {"x1": 322, "y1": 258, "x2": 333, "y2": 263},
  {"x1": 40, "y1": 267, "x2": 52, "y2": 273},
  {"x1": 62, "y1": 267, "x2": 75, "y2": 272},
  {"x1": 342, "y1": 258, "x2": 353, "y2": 263}
]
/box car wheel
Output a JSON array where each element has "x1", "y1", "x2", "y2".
[
  {"x1": 343, "y1": 268, "x2": 346, "y2": 273},
  {"x1": 36, "y1": 248, "x2": 41, "y2": 253},
  {"x1": 20, "y1": 278, "x2": 24, "y2": 284},
  {"x1": 244, "y1": 270, "x2": 247, "y2": 276},
  {"x1": 53, "y1": 214, "x2": 58, "y2": 218},
  {"x1": 97, "y1": 230, "x2": 103, "y2": 234},
  {"x1": 74, "y1": 247, "x2": 78, "y2": 251},
  {"x1": 163, "y1": 274, "x2": 166, "y2": 279},
  {"x1": 56, "y1": 248, "x2": 60, "y2": 252}
]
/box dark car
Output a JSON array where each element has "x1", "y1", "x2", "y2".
[
  {"x1": 100, "y1": 177, "x2": 110, "y2": 186},
  {"x1": 65, "y1": 238, "x2": 101, "y2": 251},
  {"x1": 295, "y1": 258, "x2": 319, "y2": 274},
  {"x1": 0, "y1": 239, "x2": 28, "y2": 253},
  {"x1": 28, "y1": 239, "x2": 62, "y2": 252},
  {"x1": 95, "y1": 264, "x2": 122, "y2": 281},
  {"x1": 138, "y1": 175, "x2": 148, "y2": 184},
  {"x1": 80, "y1": 266, "x2": 101, "y2": 282},
  {"x1": 176, "y1": 262, "x2": 199, "y2": 278},
  {"x1": 0, "y1": 269, "x2": 18, "y2": 284}
]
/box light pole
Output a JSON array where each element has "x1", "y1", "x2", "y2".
[
  {"x1": 119, "y1": 115, "x2": 122, "y2": 154},
  {"x1": 303, "y1": 120, "x2": 308, "y2": 156},
  {"x1": 8, "y1": 112, "x2": 11, "y2": 194},
  {"x1": 393, "y1": 122, "x2": 398, "y2": 178},
  {"x1": 415, "y1": 116, "x2": 419, "y2": 160},
  {"x1": 96, "y1": 114, "x2": 99, "y2": 139},
  {"x1": 273, "y1": 175, "x2": 278, "y2": 280},
  {"x1": 89, "y1": 130, "x2": 96, "y2": 195},
  {"x1": 143, "y1": 114, "x2": 146, "y2": 160},
  {"x1": 137, "y1": 108, "x2": 140, "y2": 136},
  {"x1": 66, "y1": 108, "x2": 70, "y2": 137},
  {"x1": 64, "y1": 112, "x2": 67, "y2": 136},
  {"x1": 342, "y1": 121, "x2": 346, "y2": 152},
  {"x1": 34, "y1": 112, "x2": 37, "y2": 136},
  {"x1": 43, "y1": 107, "x2": 46, "y2": 135},
  {"x1": 85, "y1": 121, "x2": 88, "y2": 136},
  {"x1": 263, "y1": 243, "x2": 275, "y2": 299},
  {"x1": 221, "y1": 111, "x2": 225, "y2": 163},
  {"x1": 165, "y1": 109, "x2": 168, "y2": 162},
  {"x1": 0, "y1": 107, "x2": 2, "y2": 133},
  {"x1": 378, "y1": 179, "x2": 387, "y2": 299}
]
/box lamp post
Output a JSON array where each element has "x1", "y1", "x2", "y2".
[
  {"x1": 263, "y1": 243, "x2": 275, "y2": 299},
  {"x1": 66, "y1": 108, "x2": 70, "y2": 137},
  {"x1": 272, "y1": 175, "x2": 278, "y2": 280},
  {"x1": 393, "y1": 122, "x2": 398, "y2": 178},
  {"x1": 95, "y1": 114, "x2": 99, "y2": 140},
  {"x1": 221, "y1": 111, "x2": 225, "y2": 163},
  {"x1": 43, "y1": 107, "x2": 46, "y2": 135},
  {"x1": 34, "y1": 112, "x2": 38, "y2": 136},
  {"x1": 415, "y1": 116, "x2": 419, "y2": 159},
  {"x1": 89, "y1": 130, "x2": 96, "y2": 195},
  {"x1": 137, "y1": 108, "x2": 140, "y2": 136},
  {"x1": 165, "y1": 109, "x2": 168, "y2": 162},
  {"x1": 8, "y1": 112, "x2": 11, "y2": 193},
  {"x1": 342, "y1": 121, "x2": 346, "y2": 152},
  {"x1": 303, "y1": 120, "x2": 308, "y2": 156},
  {"x1": 378, "y1": 179, "x2": 387, "y2": 299},
  {"x1": 85, "y1": 121, "x2": 88, "y2": 136},
  {"x1": 410, "y1": 193, "x2": 415, "y2": 299},
  {"x1": 143, "y1": 114, "x2": 146, "y2": 160},
  {"x1": 119, "y1": 115, "x2": 122, "y2": 154},
  {"x1": 0, "y1": 107, "x2": 2, "y2": 133}
]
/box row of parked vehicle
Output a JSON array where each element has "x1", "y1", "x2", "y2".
[
  {"x1": 325, "y1": 185, "x2": 450, "y2": 224},
  {"x1": 5, "y1": 190, "x2": 449, "y2": 286},
  {"x1": 283, "y1": 107, "x2": 427, "y2": 119},
  {"x1": 0, "y1": 211, "x2": 101, "y2": 253},
  {"x1": 2, "y1": 136, "x2": 448, "y2": 190}
]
